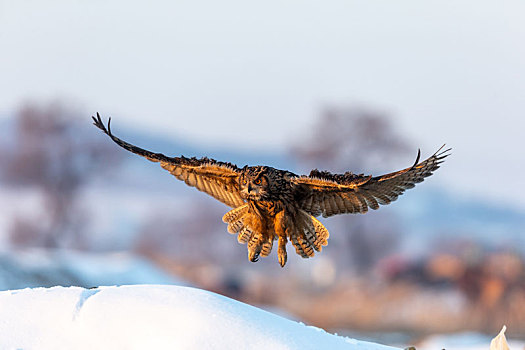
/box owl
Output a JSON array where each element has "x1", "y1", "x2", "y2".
[{"x1": 93, "y1": 114, "x2": 449, "y2": 267}]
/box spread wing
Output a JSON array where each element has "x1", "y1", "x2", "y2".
[
  {"x1": 292, "y1": 146, "x2": 450, "y2": 217},
  {"x1": 92, "y1": 113, "x2": 245, "y2": 208}
]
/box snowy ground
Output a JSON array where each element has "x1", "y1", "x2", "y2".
[
  {"x1": 0, "y1": 284, "x2": 399, "y2": 350},
  {"x1": 418, "y1": 330, "x2": 525, "y2": 350}
]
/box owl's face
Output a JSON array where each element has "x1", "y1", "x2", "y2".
[{"x1": 240, "y1": 167, "x2": 270, "y2": 200}]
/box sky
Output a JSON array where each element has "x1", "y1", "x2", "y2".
[{"x1": 1, "y1": 0, "x2": 524, "y2": 209}]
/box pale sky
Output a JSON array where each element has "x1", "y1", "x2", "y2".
[{"x1": 1, "y1": 0, "x2": 525, "y2": 209}]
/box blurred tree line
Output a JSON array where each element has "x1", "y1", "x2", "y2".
[{"x1": 0, "y1": 102, "x2": 120, "y2": 249}]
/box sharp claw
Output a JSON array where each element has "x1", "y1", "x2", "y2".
[
  {"x1": 248, "y1": 250, "x2": 260, "y2": 262},
  {"x1": 278, "y1": 254, "x2": 287, "y2": 267}
]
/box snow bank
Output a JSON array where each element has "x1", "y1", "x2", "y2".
[
  {"x1": 418, "y1": 329, "x2": 525, "y2": 350},
  {"x1": 0, "y1": 284, "x2": 399, "y2": 350}
]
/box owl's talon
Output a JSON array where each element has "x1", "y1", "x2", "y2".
[
  {"x1": 278, "y1": 251, "x2": 287, "y2": 267},
  {"x1": 278, "y1": 238, "x2": 287, "y2": 267},
  {"x1": 249, "y1": 249, "x2": 261, "y2": 262}
]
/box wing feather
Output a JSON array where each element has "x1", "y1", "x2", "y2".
[
  {"x1": 359, "y1": 190, "x2": 380, "y2": 210},
  {"x1": 334, "y1": 194, "x2": 345, "y2": 212},
  {"x1": 293, "y1": 146, "x2": 450, "y2": 217},
  {"x1": 93, "y1": 114, "x2": 245, "y2": 208}
]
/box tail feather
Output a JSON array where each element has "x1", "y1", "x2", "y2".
[
  {"x1": 311, "y1": 216, "x2": 329, "y2": 251},
  {"x1": 291, "y1": 235, "x2": 310, "y2": 258},
  {"x1": 222, "y1": 206, "x2": 329, "y2": 264},
  {"x1": 297, "y1": 234, "x2": 315, "y2": 257},
  {"x1": 222, "y1": 205, "x2": 249, "y2": 234},
  {"x1": 290, "y1": 211, "x2": 330, "y2": 258},
  {"x1": 238, "y1": 227, "x2": 254, "y2": 244},
  {"x1": 228, "y1": 219, "x2": 244, "y2": 234},
  {"x1": 222, "y1": 205, "x2": 254, "y2": 240},
  {"x1": 260, "y1": 237, "x2": 274, "y2": 257},
  {"x1": 298, "y1": 211, "x2": 318, "y2": 252},
  {"x1": 247, "y1": 231, "x2": 259, "y2": 250}
]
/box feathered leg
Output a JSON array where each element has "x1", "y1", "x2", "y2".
[
  {"x1": 274, "y1": 210, "x2": 290, "y2": 267},
  {"x1": 277, "y1": 236, "x2": 288, "y2": 267}
]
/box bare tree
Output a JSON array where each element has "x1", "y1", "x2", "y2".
[
  {"x1": 1, "y1": 102, "x2": 121, "y2": 249},
  {"x1": 292, "y1": 106, "x2": 411, "y2": 174}
]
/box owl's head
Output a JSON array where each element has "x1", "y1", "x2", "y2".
[{"x1": 239, "y1": 166, "x2": 270, "y2": 200}]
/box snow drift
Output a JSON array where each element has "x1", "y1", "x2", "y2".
[{"x1": 0, "y1": 284, "x2": 399, "y2": 350}]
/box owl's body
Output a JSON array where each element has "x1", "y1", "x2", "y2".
[
  {"x1": 222, "y1": 165, "x2": 330, "y2": 266},
  {"x1": 93, "y1": 114, "x2": 449, "y2": 267}
]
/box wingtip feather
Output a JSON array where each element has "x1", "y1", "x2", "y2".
[{"x1": 412, "y1": 148, "x2": 421, "y2": 168}]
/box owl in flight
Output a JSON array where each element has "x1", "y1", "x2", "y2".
[{"x1": 93, "y1": 114, "x2": 449, "y2": 267}]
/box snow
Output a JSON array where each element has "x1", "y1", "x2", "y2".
[
  {"x1": 418, "y1": 330, "x2": 525, "y2": 350},
  {"x1": 0, "y1": 284, "x2": 399, "y2": 350}
]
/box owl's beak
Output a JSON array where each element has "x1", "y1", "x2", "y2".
[{"x1": 243, "y1": 183, "x2": 258, "y2": 197}]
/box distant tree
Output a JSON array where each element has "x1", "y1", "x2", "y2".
[
  {"x1": 1, "y1": 102, "x2": 121, "y2": 249},
  {"x1": 290, "y1": 105, "x2": 411, "y2": 272},
  {"x1": 291, "y1": 106, "x2": 410, "y2": 174}
]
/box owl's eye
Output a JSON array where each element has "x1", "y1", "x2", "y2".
[
  {"x1": 254, "y1": 178, "x2": 262, "y2": 185},
  {"x1": 242, "y1": 178, "x2": 247, "y2": 185}
]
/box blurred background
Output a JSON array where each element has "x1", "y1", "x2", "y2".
[{"x1": 1, "y1": 0, "x2": 525, "y2": 347}]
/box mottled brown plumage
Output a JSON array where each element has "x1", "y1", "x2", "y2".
[{"x1": 93, "y1": 114, "x2": 450, "y2": 267}]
